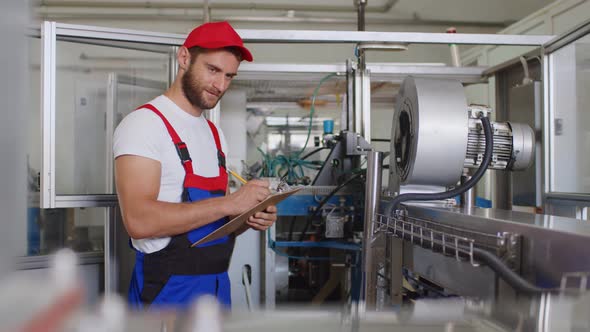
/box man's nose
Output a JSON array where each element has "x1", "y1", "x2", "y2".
[{"x1": 212, "y1": 74, "x2": 228, "y2": 93}]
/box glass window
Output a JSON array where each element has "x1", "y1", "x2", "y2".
[
  {"x1": 54, "y1": 40, "x2": 169, "y2": 195},
  {"x1": 27, "y1": 207, "x2": 107, "y2": 256},
  {"x1": 550, "y1": 34, "x2": 590, "y2": 193},
  {"x1": 28, "y1": 36, "x2": 42, "y2": 196}
]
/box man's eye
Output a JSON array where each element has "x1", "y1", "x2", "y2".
[{"x1": 208, "y1": 67, "x2": 216, "y2": 72}]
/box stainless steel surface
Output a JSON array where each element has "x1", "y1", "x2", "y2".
[
  {"x1": 460, "y1": 171, "x2": 475, "y2": 210},
  {"x1": 390, "y1": 204, "x2": 590, "y2": 290},
  {"x1": 509, "y1": 82, "x2": 542, "y2": 207},
  {"x1": 387, "y1": 236, "x2": 403, "y2": 305},
  {"x1": 509, "y1": 122, "x2": 535, "y2": 171},
  {"x1": 391, "y1": 77, "x2": 469, "y2": 187},
  {"x1": 361, "y1": 151, "x2": 383, "y2": 310},
  {"x1": 406, "y1": 244, "x2": 497, "y2": 298}
]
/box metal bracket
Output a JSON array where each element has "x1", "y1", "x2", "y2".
[
  {"x1": 345, "y1": 131, "x2": 372, "y2": 156},
  {"x1": 560, "y1": 272, "x2": 590, "y2": 292}
]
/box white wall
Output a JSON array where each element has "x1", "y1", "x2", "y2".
[
  {"x1": 460, "y1": 0, "x2": 590, "y2": 201},
  {"x1": 220, "y1": 90, "x2": 263, "y2": 310}
]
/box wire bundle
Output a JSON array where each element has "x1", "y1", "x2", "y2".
[{"x1": 257, "y1": 73, "x2": 338, "y2": 183}]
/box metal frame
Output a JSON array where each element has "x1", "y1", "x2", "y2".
[
  {"x1": 543, "y1": 20, "x2": 590, "y2": 197},
  {"x1": 238, "y1": 29, "x2": 553, "y2": 46},
  {"x1": 45, "y1": 22, "x2": 554, "y2": 46},
  {"x1": 37, "y1": 22, "x2": 555, "y2": 307},
  {"x1": 41, "y1": 21, "x2": 57, "y2": 209},
  {"x1": 543, "y1": 20, "x2": 590, "y2": 55},
  {"x1": 16, "y1": 251, "x2": 104, "y2": 270},
  {"x1": 41, "y1": 21, "x2": 530, "y2": 209},
  {"x1": 104, "y1": 206, "x2": 117, "y2": 294},
  {"x1": 360, "y1": 151, "x2": 382, "y2": 310}
]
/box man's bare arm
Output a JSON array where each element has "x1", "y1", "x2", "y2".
[{"x1": 115, "y1": 155, "x2": 270, "y2": 239}]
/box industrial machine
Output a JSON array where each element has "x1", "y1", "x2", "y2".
[{"x1": 356, "y1": 73, "x2": 590, "y2": 329}]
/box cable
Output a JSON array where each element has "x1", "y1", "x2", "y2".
[
  {"x1": 387, "y1": 116, "x2": 494, "y2": 211},
  {"x1": 472, "y1": 247, "x2": 555, "y2": 295},
  {"x1": 287, "y1": 216, "x2": 297, "y2": 241},
  {"x1": 296, "y1": 73, "x2": 338, "y2": 157},
  {"x1": 298, "y1": 172, "x2": 363, "y2": 241},
  {"x1": 394, "y1": 230, "x2": 556, "y2": 295},
  {"x1": 300, "y1": 147, "x2": 329, "y2": 160}
]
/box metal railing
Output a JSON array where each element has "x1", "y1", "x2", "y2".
[{"x1": 374, "y1": 212, "x2": 508, "y2": 267}]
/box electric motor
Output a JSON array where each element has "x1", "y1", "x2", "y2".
[{"x1": 390, "y1": 77, "x2": 535, "y2": 187}]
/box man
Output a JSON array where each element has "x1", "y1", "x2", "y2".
[{"x1": 113, "y1": 21, "x2": 277, "y2": 310}]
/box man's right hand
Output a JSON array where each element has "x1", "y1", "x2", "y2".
[{"x1": 225, "y1": 179, "x2": 271, "y2": 216}]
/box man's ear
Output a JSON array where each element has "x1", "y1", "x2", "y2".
[{"x1": 177, "y1": 46, "x2": 191, "y2": 71}]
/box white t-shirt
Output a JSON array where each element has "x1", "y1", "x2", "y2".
[{"x1": 113, "y1": 95, "x2": 228, "y2": 254}]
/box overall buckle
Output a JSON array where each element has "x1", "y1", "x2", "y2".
[{"x1": 175, "y1": 142, "x2": 192, "y2": 163}]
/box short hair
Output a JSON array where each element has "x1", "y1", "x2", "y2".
[{"x1": 187, "y1": 46, "x2": 243, "y2": 64}]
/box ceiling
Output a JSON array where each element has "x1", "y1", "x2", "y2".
[
  {"x1": 36, "y1": 0, "x2": 555, "y2": 31},
  {"x1": 34, "y1": 0, "x2": 556, "y2": 118}
]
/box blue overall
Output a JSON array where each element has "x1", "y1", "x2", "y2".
[{"x1": 127, "y1": 103, "x2": 235, "y2": 311}]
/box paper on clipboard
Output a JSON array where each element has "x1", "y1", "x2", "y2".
[{"x1": 191, "y1": 187, "x2": 301, "y2": 247}]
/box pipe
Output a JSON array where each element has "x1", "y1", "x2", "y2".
[
  {"x1": 35, "y1": 9, "x2": 512, "y2": 28},
  {"x1": 361, "y1": 150, "x2": 383, "y2": 310},
  {"x1": 356, "y1": 0, "x2": 367, "y2": 31},
  {"x1": 203, "y1": 0, "x2": 210, "y2": 23},
  {"x1": 38, "y1": 0, "x2": 400, "y2": 13},
  {"x1": 460, "y1": 170, "x2": 475, "y2": 210}
]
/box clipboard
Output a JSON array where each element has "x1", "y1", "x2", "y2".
[{"x1": 191, "y1": 187, "x2": 301, "y2": 247}]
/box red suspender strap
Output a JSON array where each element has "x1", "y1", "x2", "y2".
[
  {"x1": 206, "y1": 120, "x2": 226, "y2": 170},
  {"x1": 206, "y1": 120, "x2": 222, "y2": 150},
  {"x1": 136, "y1": 103, "x2": 194, "y2": 175}
]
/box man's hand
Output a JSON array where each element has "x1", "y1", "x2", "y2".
[
  {"x1": 225, "y1": 179, "x2": 270, "y2": 216},
  {"x1": 246, "y1": 205, "x2": 277, "y2": 231}
]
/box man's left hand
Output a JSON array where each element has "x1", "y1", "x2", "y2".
[{"x1": 247, "y1": 205, "x2": 277, "y2": 231}]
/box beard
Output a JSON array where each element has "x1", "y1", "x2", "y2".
[{"x1": 181, "y1": 65, "x2": 222, "y2": 110}]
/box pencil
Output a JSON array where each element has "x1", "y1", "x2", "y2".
[{"x1": 228, "y1": 169, "x2": 248, "y2": 184}]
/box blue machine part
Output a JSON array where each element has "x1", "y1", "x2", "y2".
[
  {"x1": 27, "y1": 207, "x2": 40, "y2": 255},
  {"x1": 276, "y1": 194, "x2": 353, "y2": 216},
  {"x1": 323, "y1": 119, "x2": 334, "y2": 134},
  {"x1": 454, "y1": 196, "x2": 492, "y2": 208}
]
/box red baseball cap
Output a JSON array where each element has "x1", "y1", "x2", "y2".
[{"x1": 183, "y1": 21, "x2": 253, "y2": 62}]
